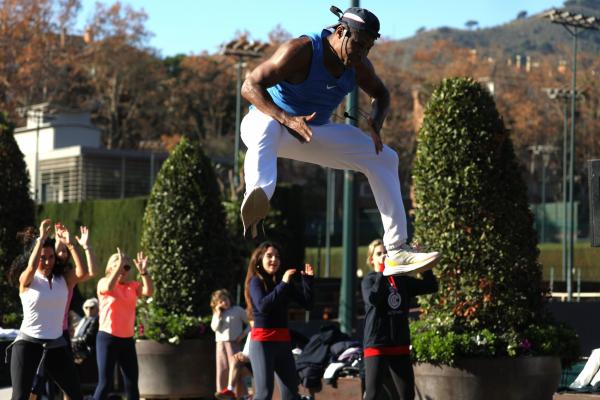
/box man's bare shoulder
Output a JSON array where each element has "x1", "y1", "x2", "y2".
[
  {"x1": 266, "y1": 36, "x2": 313, "y2": 82},
  {"x1": 275, "y1": 36, "x2": 312, "y2": 63}
]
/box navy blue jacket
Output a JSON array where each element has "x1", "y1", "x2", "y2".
[{"x1": 250, "y1": 274, "x2": 313, "y2": 329}]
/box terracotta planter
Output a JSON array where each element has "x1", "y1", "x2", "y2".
[
  {"x1": 136, "y1": 338, "x2": 216, "y2": 398},
  {"x1": 414, "y1": 356, "x2": 561, "y2": 400}
]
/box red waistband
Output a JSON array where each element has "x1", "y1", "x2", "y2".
[
  {"x1": 364, "y1": 345, "x2": 411, "y2": 358},
  {"x1": 251, "y1": 328, "x2": 291, "y2": 342}
]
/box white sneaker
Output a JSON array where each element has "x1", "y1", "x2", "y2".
[
  {"x1": 383, "y1": 243, "x2": 440, "y2": 276},
  {"x1": 240, "y1": 187, "x2": 270, "y2": 238}
]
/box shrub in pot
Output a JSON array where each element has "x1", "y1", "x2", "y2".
[
  {"x1": 410, "y1": 77, "x2": 578, "y2": 399},
  {"x1": 137, "y1": 137, "x2": 233, "y2": 397}
]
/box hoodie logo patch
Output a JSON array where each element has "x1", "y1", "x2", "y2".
[{"x1": 388, "y1": 291, "x2": 401, "y2": 309}]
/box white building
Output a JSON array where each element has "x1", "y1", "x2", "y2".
[{"x1": 14, "y1": 103, "x2": 166, "y2": 203}]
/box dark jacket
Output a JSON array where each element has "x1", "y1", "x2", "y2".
[
  {"x1": 361, "y1": 270, "x2": 437, "y2": 348},
  {"x1": 71, "y1": 316, "x2": 99, "y2": 360},
  {"x1": 250, "y1": 274, "x2": 313, "y2": 329},
  {"x1": 296, "y1": 325, "x2": 359, "y2": 389}
]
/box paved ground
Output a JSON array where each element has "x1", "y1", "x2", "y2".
[
  {"x1": 554, "y1": 394, "x2": 600, "y2": 399},
  {"x1": 6, "y1": 384, "x2": 594, "y2": 399},
  {"x1": 0, "y1": 387, "x2": 11, "y2": 400}
]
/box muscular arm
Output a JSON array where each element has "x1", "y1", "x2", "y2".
[
  {"x1": 241, "y1": 37, "x2": 316, "y2": 142},
  {"x1": 355, "y1": 57, "x2": 390, "y2": 132}
]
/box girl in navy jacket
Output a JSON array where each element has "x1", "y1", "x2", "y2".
[{"x1": 244, "y1": 241, "x2": 313, "y2": 400}]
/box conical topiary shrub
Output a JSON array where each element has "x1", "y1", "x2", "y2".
[
  {"x1": 140, "y1": 137, "x2": 232, "y2": 319},
  {"x1": 0, "y1": 112, "x2": 35, "y2": 317},
  {"x1": 410, "y1": 77, "x2": 578, "y2": 364}
]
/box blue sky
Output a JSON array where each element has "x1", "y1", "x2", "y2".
[{"x1": 77, "y1": 0, "x2": 564, "y2": 57}]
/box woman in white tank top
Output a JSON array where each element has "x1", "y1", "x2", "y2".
[{"x1": 8, "y1": 219, "x2": 89, "y2": 400}]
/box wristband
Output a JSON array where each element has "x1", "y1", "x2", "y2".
[{"x1": 140, "y1": 271, "x2": 148, "y2": 276}]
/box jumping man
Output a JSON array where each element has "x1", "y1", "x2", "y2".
[{"x1": 240, "y1": 5, "x2": 439, "y2": 275}]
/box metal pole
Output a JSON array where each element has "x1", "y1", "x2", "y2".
[
  {"x1": 149, "y1": 152, "x2": 155, "y2": 192},
  {"x1": 339, "y1": 0, "x2": 360, "y2": 335},
  {"x1": 562, "y1": 100, "x2": 568, "y2": 282},
  {"x1": 340, "y1": 167, "x2": 356, "y2": 334},
  {"x1": 567, "y1": 30, "x2": 578, "y2": 302},
  {"x1": 325, "y1": 168, "x2": 334, "y2": 277},
  {"x1": 233, "y1": 60, "x2": 243, "y2": 186},
  {"x1": 576, "y1": 269, "x2": 581, "y2": 302},
  {"x1": 34, "y1": 112, "x2": 40, "y2": 204},
  {"x1": 120, "y1": 156, "x2": 126, "y2": 199},
  {"x1": 541, "y1": 153, "x2": 547, "y2": 243}
]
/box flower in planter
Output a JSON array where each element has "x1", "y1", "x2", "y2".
[{"x1": 520, "y1": 338, "x2": 532, "y2": 352}]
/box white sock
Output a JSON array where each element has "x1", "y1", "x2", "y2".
[{"x1": 227, "y1": 385, "x2": 234, "y2": 391}]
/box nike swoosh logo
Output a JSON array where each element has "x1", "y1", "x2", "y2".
[{"x1": 326, "y1": 84, "x2": 336, "y2": 90}]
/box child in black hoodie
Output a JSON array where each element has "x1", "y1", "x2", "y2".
[{"x1": 361, "y1": 239, "x2": 438, "y2": 400}]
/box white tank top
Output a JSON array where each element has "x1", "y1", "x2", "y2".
[{"x1": 19, "y1": 271, "x2": 69, "y2": 339}]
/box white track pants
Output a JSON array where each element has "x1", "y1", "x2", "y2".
[
  {"x1": 241, "y1": 108, "x2": 408, "y2": 248},
  {"x1": 571, "y1": 348, "x2": 600, "y2": 388}
]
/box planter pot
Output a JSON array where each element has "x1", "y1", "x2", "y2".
[
  {"x1": 136, "y1": 338, "x2": 216, "y2": 398},
  {"x1": 414, "y1": 356, "x2": 561, "y2": 400}
]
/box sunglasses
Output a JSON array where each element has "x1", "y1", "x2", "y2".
[{"x1": 123, "y1": 264, "x2": 131, "y2": 271}]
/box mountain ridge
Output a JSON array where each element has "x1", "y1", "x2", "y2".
[{"x1": 392, "y1": 1, "x2": 600, "y2": 60}]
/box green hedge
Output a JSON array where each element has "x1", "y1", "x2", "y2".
[
  {"x1": 140, "y1": 137, "x2": 232, "y2": 317},
  {"x1": 37, "y1": 197, "x2": 148, "y2": 296}
]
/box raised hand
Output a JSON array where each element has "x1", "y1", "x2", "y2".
[
  {"x1": 75, "y1": 226, "x2": 89, "y2": 248},
  {"x1": 115, "y1": 247, "x2": 124, "y2": 272},
  {"x1": 39, "y1": 219, "x2": 52, "y2": 239},
  {"x1": 133, "y1": 251, "x2": 148, "y2": 275},
  {"x1": 54, "y1": 223, "x2": 72, "y2": 245},
  {"x1": 282, "y1": 268, "x2": 297, "y2": 283},
  {"x1": 301, "y1": 263, "x2": 314, "y2": 277}
]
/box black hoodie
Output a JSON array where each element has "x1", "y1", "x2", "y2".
[{"x1": 361, "y1": 270, "x2": 438, "y2": 349}]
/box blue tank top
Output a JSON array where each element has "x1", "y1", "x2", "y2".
[{"x1": 267, "y1": 30, "x2": 356, "y2": 126}]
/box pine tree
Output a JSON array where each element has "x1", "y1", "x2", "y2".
[
  {"x1": 411, "y1": 78, "x2": 577, "y2": 362},
  {"x1": 0, "y1": 112, "x2": 35, "y2": 316},
  {"x1": 140, "y1": 137, "x2": 232, "y2": 316}
]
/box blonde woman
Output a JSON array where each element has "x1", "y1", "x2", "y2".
[
  {"x1": 93, "y1": 249, "x2": 153, "y2": 400},
  {"x1": 366, "y1": 238, "x2": 386, "y2": 273}
]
